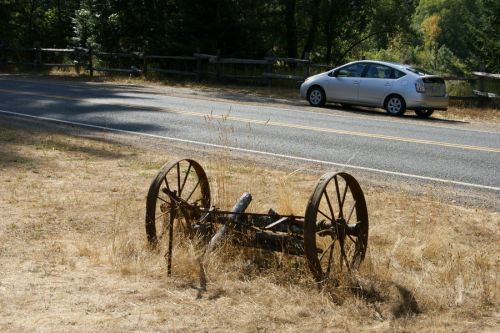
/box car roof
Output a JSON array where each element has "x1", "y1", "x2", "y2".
[
  {"x1": 342, "y1": 60, "x2": 425, "y2": 75},
  {"x1": 333, "y1": 60, "x2": 437, "y2": 77},
  {"x1": 351, "y1": 60, "x2": 407, "y2": 69}
]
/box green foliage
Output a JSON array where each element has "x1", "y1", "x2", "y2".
[
  {"x1": 412, "y1": 0, "x2": 499, "y2": 72},
  {"x1": 0, "y1": 0, "x2": 498, "y2": 73}
]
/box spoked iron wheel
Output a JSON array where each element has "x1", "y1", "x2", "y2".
[
  {"x1": 304, "y1": 172, "x2": 368, "y2": 282},
  {"x1": 145, "y1": 159, "x2": 211, "y2": 273}
]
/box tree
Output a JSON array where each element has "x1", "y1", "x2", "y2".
[
  {"x1": 0, "y1": 0, "x2": 495, "y2": 73},
  {"x1": 413, "y1": 0, "x2": 499, "y2": 72}
]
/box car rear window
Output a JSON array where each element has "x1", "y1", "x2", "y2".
[
  {"x1": 393, "y1": 69, "x2": 406, "y2": 79},
  {"x1": 406, "y1": 67, "x2": 433, "y2": 76},
  {"x1": 423, "y1": 77, "x2": 445, "y2": 84}
]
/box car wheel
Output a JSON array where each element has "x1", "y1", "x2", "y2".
[
  {"x1": 414, "y1": 109, "x2": 434, "y2": 118},
  {"x1": 307, "y1": 86, "x2": 326, "y2": 107},
  {"x1": 385, "y1": 95, "x2": 406, "y2": 116}
]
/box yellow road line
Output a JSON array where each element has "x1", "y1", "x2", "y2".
[
  {"x1": 1, "y1": 88, "x2": 499, "y2": 153},
  {"x1": 173, "y1": 110, "x2": 500, "y2": 153}
]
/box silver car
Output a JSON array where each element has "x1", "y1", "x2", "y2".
[{"x1": 300, "y1": 60, "x2": 448, "y2": 118}]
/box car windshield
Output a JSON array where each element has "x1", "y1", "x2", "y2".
[{"x1": 406, "y1": 67, "x2": 433, "y2": 76}]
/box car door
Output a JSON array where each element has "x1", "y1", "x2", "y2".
[
  {"x1": 325, "y1": 62, "x2": 368, "y2": 103},
  {"x1": 357, "y1": 63, "x2": 394, "y2": 106}
]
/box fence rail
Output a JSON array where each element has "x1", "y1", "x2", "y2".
[{"x1": 0, "y1": 44, "x2": 498, "y2": 101}]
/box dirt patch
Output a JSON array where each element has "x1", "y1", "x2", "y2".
[{"x1": 0, "y1": 119, "x2": 498, "y2": 332}]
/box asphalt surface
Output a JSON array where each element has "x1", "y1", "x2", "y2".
[{"x1": 1, "y1": 75, "x2": 499, "y2": 193}]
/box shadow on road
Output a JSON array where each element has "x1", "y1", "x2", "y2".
[
  {"x1": 327, "y1": 104, "x2": 469, "y2": 124},
  {"x1": 0, "y1": 78, "x2": 173, "y2": 134}
]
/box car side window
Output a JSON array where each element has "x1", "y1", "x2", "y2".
[
  {"x1": 364, "y1": 64, "x2": 407, "y2": 79},
  {"x1": 365, "y1": 64, "x2": 393, "y2": 79},
  {"x1": 337, "y1": 63, "x2": 367, "y2": 77},
  {"x1": 393, "y1": 69, "x2": 406, "y2": 79}
]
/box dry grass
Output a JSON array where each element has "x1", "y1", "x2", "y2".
[
  {"x1": 0, "y1": 119, "x2": 498, "y2": 332},
  {"x1": 443, "y1": 105, "x2": 500, "y2": 122}
]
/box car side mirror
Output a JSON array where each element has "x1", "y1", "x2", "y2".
[{"x1": 329, "y1": 70, "x2": 337, "y2": 77}]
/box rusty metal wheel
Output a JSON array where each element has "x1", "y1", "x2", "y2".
[
  {"x1": 145, "y1": 159, "x2": 211, "y2": 272},
  {"x1": 304, "y1": 172, "x2": 368, "y2": 282}
]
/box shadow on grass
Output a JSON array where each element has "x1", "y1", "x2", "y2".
[
  {"x1": 0, "y1": 116, "x2": 136, "y2": 169},
  {"x1": 350, "y1": 278, "x2": 420, "y2": 318}
]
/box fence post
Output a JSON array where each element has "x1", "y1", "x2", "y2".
[
  {"x1": 73, "y1": 48, "x2": 80, "y2": 75},
  {"x1": 266, "y1": 51, "x2": 273, "y2": 87},
  {"x1": 478, "y1": 63, "x2": 486, "y2": 107},
  {"x1": 304, "y1": 52, "x2": 310, "y2": 78},
  {"x1": 88, "y1": 48, "x2": 93, "y2": 77},
  {"x1": 143, "y1": 53, "x2": 148, "y2": 76},
  {"x1": 478, "y1": 63, "x2": 486, "y2": 90},
  {"x1": 34, "y1": 41, "x2": 41, "y2": 70},
  {"x1": 196, "y1": 47, "x2": 202, "y2": 82},
  {"x1": 0, "y1": 42, "x2": 5, "y2": 69}
]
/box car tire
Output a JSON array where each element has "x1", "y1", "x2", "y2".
[
  {"x1": 385, "y1": 95, "x2": 406, "y2": 116},
  {"x1": 414, "y1": 109, "x2": 434, "y2": 118},
  {"x1": 307, "y1": 86, "x2": 326, "y2": 107}
]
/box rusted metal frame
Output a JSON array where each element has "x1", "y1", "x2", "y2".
[
  {"x1": 166, "y1": 206, "x2": 175, "y2": 275},
  {"x1": 179, "y1": 163, "x2": 192, "y2": 196},
  {"x1": 304, "y1": 171, "x2": 369, "y2": 282},
  {"x1": 316, "y1": 219, "x2": 361, "y2": 236},
  {"x1": 324, "y1": 240, "x2": 335, "y2": 278},
  {"x1": 176, "y1": 163, "x2": 181, "y2": 195},
  {"x1": 146, "y1": 158, "x2": 370, "y2": 282},
  {"x1": 171, "y1": 187, "x2": 332, "y2": 236},
  {"x1": 252, "y1": 230, "x2": 305, "y2": 255},
  {"x1": 323, "y1": 189, "x2": 335, "y2": 221},
  {"x1": 161, "y1": 188, "x2": 307, "y2": 240},
  {"x1": 199, "y1": 208, "x2": 306, "y2": 232},
  {"x1": 210, "y1": 210, "x2": 303, "y2": 220},
  {"x1": 339, "y1": 237, "x2": 350, "y2": 271},
  {"x1": 162, "y1": 187, "x2": 304, "y2": 220}
]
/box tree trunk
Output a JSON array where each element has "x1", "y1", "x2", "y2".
[
  {"x1": 57, "y1": 0, "x2": 63, "y2": 46},
  {"x1": 301, "y1": 0, "x2": 321, "y2": 59},
  {"x1": 27, "y1": 0, "x2": 37, "y2": 44},
  {"x1": 323, "y1": 0, "x2": 335, "y2": 64},
  {"x1": 283, "y1": 0, "x2": 298, "y2": 59}
]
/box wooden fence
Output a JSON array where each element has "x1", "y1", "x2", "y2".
[
  {"x1": 0, "y1": 46, "x2": 314, "y2": 83},
  {"x1": 0, "y1": 44, "x2": 498, "y2": 101}
]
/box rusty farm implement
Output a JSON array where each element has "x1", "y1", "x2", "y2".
[{"x1": 145, "y1": 158, "x2": 368, "y2": 282}]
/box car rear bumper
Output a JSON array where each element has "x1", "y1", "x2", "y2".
[{"x1": 406, "y1": 93, "x2": 449, "y2": 110}]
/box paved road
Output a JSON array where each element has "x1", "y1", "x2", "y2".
[{"x1": 1, "y1": 75, "x2": 499, "y2": 192}]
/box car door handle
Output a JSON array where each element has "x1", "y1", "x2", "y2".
[
  {"x1": 384, "y1": 82, "x2": 391, "y2": 86},
  {"x1": 353, "y1": 81, "x2": 360, "y2": 85}
]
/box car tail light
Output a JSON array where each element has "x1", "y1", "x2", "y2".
[{"x1": 415, "y1": 79, "x2": 425, "y2": 93}]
